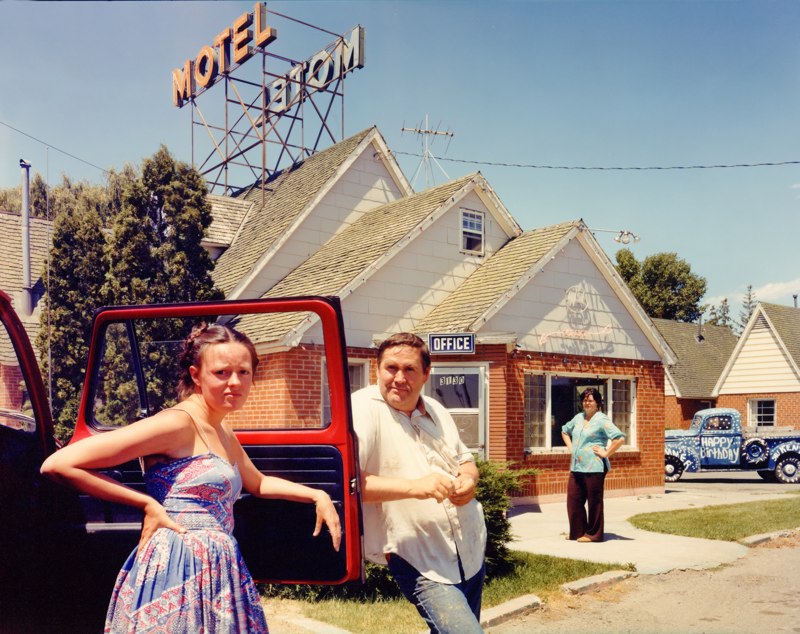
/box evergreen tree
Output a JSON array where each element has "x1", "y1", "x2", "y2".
[
  {"x1": 737, "y1": 285, "x2": 757, "y2": 334},
  {"x1": 706, "y1": 298, "x2": 732, "y2": 328},
  {"x1": 102, "y1": 147, "x2": 222, "y2": 419},
  {"x1": 36, "y1": 199, "x2": 108, "y2": 441},
  {"x1": 37, "y1": 147, "x2": 219, "y2": 437},
  {"x1": 615, "y1": 249, "x2": 707, "y2": 322}
]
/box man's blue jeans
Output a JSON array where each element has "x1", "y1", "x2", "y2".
[{"x1": 387, "y1": 554, "x2": 485, "y2": 634}]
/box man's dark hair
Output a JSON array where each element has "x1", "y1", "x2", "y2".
[{"x1": 377, "y1": 332, "x2": 431, "y2": 371}]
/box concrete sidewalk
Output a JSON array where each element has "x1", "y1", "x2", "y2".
[{"x1": 508, "y1": 479, "x2": 794, "y2": 574}]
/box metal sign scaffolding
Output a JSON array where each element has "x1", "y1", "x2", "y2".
[{"x1": 178, "y1": 7, "x2": 364, "y2": 196}]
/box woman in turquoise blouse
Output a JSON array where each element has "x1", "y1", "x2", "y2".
[{"x1": 561, "y1": 388, "x2": 625, "y2": 542}]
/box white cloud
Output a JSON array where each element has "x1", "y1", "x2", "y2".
[
  {"x1": 704, "y1": 277, "x2": 800, "y2": 313},
  {"x1": 752, "y1": 278, "x2": 800, "y2": 304}
]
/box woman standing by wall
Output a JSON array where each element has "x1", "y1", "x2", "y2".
[{"x1": 561, "y1": 387, "x2": 625, "y2": 542}]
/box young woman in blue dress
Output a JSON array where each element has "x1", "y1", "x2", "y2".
[
  {"x1": 41, "y1": 323, "x2": 341, "y2": 633},
  {"x1": 561, "y1": 387, "x2": 625, "y2": 542}
]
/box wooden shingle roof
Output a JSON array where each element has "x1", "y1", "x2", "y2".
[
  {"x1": 205, "y1": 194, "x2": 253, "y2": 247},
  {"x1": 760, "y1": 302, "x2": 800, "y2": 368},
  {"x1": 415, "y1": 221, "x2": 579, "y2": 333},
  {"x1": 235, "y1": 174, "x2": 478, "y2": 345},
  {"x1": 212, "y1": 127, "x2": 376, "y2": 295},
  {"x1": 0, "y1": 212, "x2": 52, "y2": 329},
  {"x1": 652, "y1": 318, "x2": 738, "y2": 398}
]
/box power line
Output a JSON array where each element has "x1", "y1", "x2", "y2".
[
  {"x1": 393, "y1": 150, "x2": 800, "y2": 171},
  {"x1": 0, "y1": 120, "x2": 108, "y2": 176}
]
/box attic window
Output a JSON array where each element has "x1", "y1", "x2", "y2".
[{"x1": 461, "y1": 209, "x2": 484, "y2": 255}]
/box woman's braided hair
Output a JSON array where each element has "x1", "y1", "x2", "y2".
[{"x1": 176, "y1": 322, "x2": 259, "y2": 401}]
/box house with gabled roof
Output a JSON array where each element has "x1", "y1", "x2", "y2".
[
  {"x1": 0, "y1": 210, "x2": 52, "y2": 413},
  {"x1": 713, "y1": 302, "x2": 800, "y2": 429},
  {"x1": 212, "y1": 126, "x2": 677, "y2": 501},
  {"x1": 652, "y1": 318, "x2": 738, "y2": 429}
]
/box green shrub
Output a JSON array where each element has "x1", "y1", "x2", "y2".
[{"x1": 261, "y1": 460, "x2": 537, "y2": 600}]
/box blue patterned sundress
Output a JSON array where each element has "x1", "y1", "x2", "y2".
[{"x1": 104, "y1": 453, "x2": 269, "y2": 633}]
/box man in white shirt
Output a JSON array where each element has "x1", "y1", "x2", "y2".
[{"x1": 351, "y1": 333, "x2": 487, "y2": 633}]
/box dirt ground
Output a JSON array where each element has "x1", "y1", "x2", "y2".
[{"x1": 487, "y1": 532, "x2": 800, "y2": 634}]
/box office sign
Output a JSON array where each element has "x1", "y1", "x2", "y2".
[{"x1": 428, "y1": 333, "x2": 475, "y2": 355}]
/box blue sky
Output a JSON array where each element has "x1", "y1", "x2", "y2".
[{"x1": 1, "y1": 0, "x2": 798, "y2": 313}]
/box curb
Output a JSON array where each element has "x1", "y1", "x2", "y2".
[
  {"x1": 480, "y1": 593, "x2": 542, "y2": 628},
  {"x1": 561, "y1": 569, "x2": 638, "y2": 595},
  {"x1": 738, "y1": 526, "x2": 799, "y2": 547}
]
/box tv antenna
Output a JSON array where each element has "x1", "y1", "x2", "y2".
[{"x1": 401, "y1": 114, "x2": 454, "y2": 189}]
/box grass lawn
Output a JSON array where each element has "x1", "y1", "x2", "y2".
[
  {"x1": 264, "y1": 494, "x2": 800, "y2": 632},
  {"x1": 628, "y1": 494, "x2": 800, "y2": 541},
  {"x1": 277, "y1": 552, "x2": 629, "y2": 634}
]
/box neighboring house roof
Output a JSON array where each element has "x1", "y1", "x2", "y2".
[
  {"x1": 713, "y1": 301, "x2": 800, "y2": 395},
  {"x1": 213, "y1": 126, "x2": 404, "y2": 297},
  {"x1": 0, "y1": 211, "x2": 52, "y2": 337},
  {"x1": 761, "y1": 302, "x2": 800, "y2": 370},
  {"x1": 652, "y1": 318, "x2": 738, "y2": 398},
  {"x1": 235, "y1": 174, "x2": 481, "y2": 347},
  {"x1": 415, "y1": 220, "x2": 579, "y2": 333},
  {"x1": 205, "y1": 194, "x2": 253, "y2": 247}
]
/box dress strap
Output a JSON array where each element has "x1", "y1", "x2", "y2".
[{"x1": 166, "y1": 407, "x2": 212, "y2": 452}]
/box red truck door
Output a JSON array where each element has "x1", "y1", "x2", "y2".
[{"x1": 68, "y1": 296, "x2": 363, "y2": 585}]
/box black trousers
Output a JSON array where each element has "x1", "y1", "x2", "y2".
[{"x1": 566, "y1": 470, "x2": 607, "y2": 541}]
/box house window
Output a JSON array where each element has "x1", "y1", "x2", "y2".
[
  {"x1": 524, "y1": 374, "x2": 547, "y2": 447},
  {"x1": 748, "y1": 399, "x2": 775, "y2": 426},
  {"x1": 322, "y1": 361, "x2": 369, "y2": 425},
  {"x1": 460, "y1": 209, "x2": 484, "y2": 255},
  {"x1": 523, "y1": 373, "x2": 636, "y2": 450}
]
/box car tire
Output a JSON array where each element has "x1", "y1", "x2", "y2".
[
  {"x1": 741, "y1": 438, "x2": 769, "y2": 467},
  {"x1": 774, "y1": 455, "x2": 800, "y2": 484},
  {"x1": 665, "y1": 455, "x2": 684, "y2": 482}
]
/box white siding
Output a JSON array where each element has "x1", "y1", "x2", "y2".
[
  {"x1": 310, "y1": 191, "x2": 513, "y2": 348},
  {"x1": 483, "y1": 240, "x2": 662, "y2": 361},
  {"x1": 248, "y1": 148, "x2": 405, "y2": 297},
  {"x1": 718, "y1": 324, "x2": 800, "y2": 393},
  {"x1": 664, "y1": 372, "x2": 677, "y2": 397}
]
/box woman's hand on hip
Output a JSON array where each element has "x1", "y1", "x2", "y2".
[{"x1": 140, "y1": 500, "x2": 186, "y2": 550}]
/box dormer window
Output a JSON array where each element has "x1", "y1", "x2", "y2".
[{"x1": 461, "y1": 209, "x2": 484, "y2": 255}]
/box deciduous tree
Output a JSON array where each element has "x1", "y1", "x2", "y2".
[{"x1": 615, "y1": 249, "x2": 707, "y2": 322}]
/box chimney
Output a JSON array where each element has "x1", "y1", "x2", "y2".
[{"x1": 19, "y1": 159, "x2": 32, "y2": 316}]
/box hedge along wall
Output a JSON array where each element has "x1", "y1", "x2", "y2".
[{"x1": 503, "y1": 351, "x2": 666, "y2": 501}]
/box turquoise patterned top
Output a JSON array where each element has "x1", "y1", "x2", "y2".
[{"x1": 562, "y1": 411, "x2": 625, "y2": 473}]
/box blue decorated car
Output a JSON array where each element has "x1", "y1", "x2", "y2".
[{"x1": 665, "y1": 407, "x2": 800, "y2": 484}]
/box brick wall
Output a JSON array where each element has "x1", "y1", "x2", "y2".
[
  {"x1": 504, "y1": 352, "x2": 665, "y2": 499},
  {"x1": 664, "y1": 396, "x2": 716, "y2": 430},
  {"x1": 228, "y1": 345, "x2": 667, "y2": 501},
  {"x1": 0, "y1": 363, "x2": 23, "y2": 411},
  {"x1": 229, "y1": 346, "x2": 326, "y2": 429},
  {"x1": 717, "y1": 392, "x2": 800, "y2": 429}
]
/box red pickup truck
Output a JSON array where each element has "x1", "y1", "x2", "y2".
[{"x1": 0, "y1": 290, "x2": 363, "y2": 632}]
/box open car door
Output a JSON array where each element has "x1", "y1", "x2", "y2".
[{"x1": 70, "y1": 296, "x2": 363, "y2": 586}]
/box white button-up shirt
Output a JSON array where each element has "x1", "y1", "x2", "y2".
[{"x1": 352, "y1": 385, "x2": 487, "y2": 584}]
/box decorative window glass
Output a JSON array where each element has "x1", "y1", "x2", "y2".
[
  {"x1": 523, "y1": 374, "x2": 547, "y2": 447},
  {"x1": 460, "y1": 209, "x2": 484, "y2": 255},
  {"x1": 748, "y1": 399, "x2": 775, "y2": 426},
  {"x1": 523, "y1": 374, "x2": 636, "y2": 450},
  {"x1": 611, "y1": 379, "x2": 633, "y2": 441}
]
